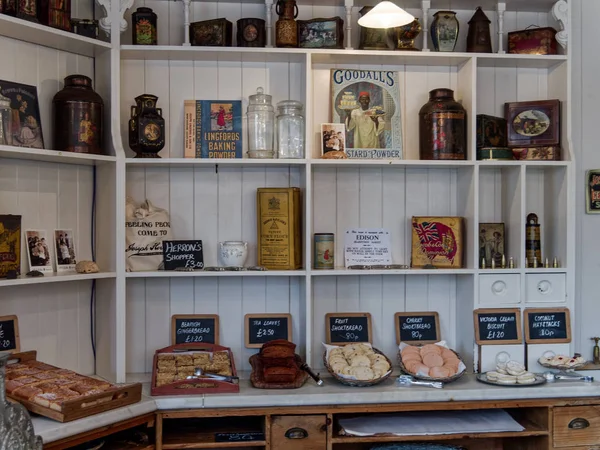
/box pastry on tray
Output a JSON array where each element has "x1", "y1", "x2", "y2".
[
  {"x1": 326, "y1": 343, "x2": 392, "y2": 381},
  {"x1": 399, "y1": 343, "x2": 465, "y2": 381},
  {"x1": 154, "y1": 350, "x2": 234, "y2": 386},
  {"x1": 249, "y1": 340, "x2": 306, "y2": 388}
]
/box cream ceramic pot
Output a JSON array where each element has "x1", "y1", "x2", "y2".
[{"x1": 219, "y1": 241, "x2": 249, "y2": 267}]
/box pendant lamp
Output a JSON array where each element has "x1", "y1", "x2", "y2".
[{"x1": 357, "y1": 1, "x2": 415, "y2": 29}]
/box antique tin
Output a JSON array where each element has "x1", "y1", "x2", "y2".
[
  {"x1": 314, "y1": 233, "x2": 334, "y2": 269},
  {"x1": 38, "y1": 0, "x2": 71, "y2": 31},
  {"x1": 476, "y1": 114, "x2": 507, "y2": 149},
  {"x1": 257, "y1": 187, "x2": 302, "y2": 270},
  {"x1": 411, "y1": 216, "x2": 465, "y2": 268},
  {"x1": 275, "y1": 0, "x2": 298, "y2": 48},
  {"x1": 358, "y1": 6, "x2": 395, "y2": 50},
  {"x1": 508, "y1": 27, "x2": 557, "y2": 55},
  {"x1": 16, "y1": 0, "x2": 38, "y2": 22},
  {"x1": 467, "y1": 7, "x2": 492, "y2": 53},
  {"x1": 0, "y1": 215, "x2": 21, "y2": 278},
  {"x1": 512, "y1": 146, "x2": 560, "y2": 161},
  {"x1": 477, "y1": 147, "x2": 513, "y2": 161},
  {"x1": 237, "y1": 18, "x2": 266, "y2": 47},
  {"x1": 132, "y1": 7, "x2": 157, "y2": 45},
  {"x1": 71, "y1": 18, "x2": 99, "y2": 39},
  {"x1": 525, "y1": 213, "x2": 541, "y2": 267},
  {"x1": 397, "y1": 19, "x2": 422, "y2": 50},
  {"x1": 129, "y1": 94, "x2": 165, "y2": 158},
  {"x1": 430, "y1": 11, "x2": 459, "y2": 52},
  {"x1": 53, "y1": 75, "x2": 104, "y2": 154},
  {"x1": 419, "y1": 88, "x2": 467, "y2": 160},
  {"x1": 298, "y1": 17, "x2": 344, "y2": 49},
  {"x1": 190, "y1": 18, "x2": 232, "y2": 47},
  {"x1": 2, "y1": 0, "x2": 16, "y2": 16},
  {"x1": 505, "y1": 99, "x2": 560, "y2": 147}
]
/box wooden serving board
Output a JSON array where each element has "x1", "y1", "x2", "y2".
[
  {"x1": 6, "y1": 351, "x2": 142, "y2": 423},
  {"x1": 249, "y1": 354, "x2": 308, "y2": 389}
]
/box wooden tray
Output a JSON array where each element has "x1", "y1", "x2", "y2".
[
  {"x1": 249, "y1": 353, "x2": 308, "y2": 389},
  {"x1": 150, "y1": 343, "x2": 239, "y2": 396},
  {"x1": 6, "y1": 351, "x2": 142, "y2": 423}
]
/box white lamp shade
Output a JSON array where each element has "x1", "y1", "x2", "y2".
[{"x1": 357, "y1": 1, "x2": 415, "y2": 29}]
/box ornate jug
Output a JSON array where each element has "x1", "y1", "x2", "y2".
[
  {"x1": 129, "y1": 94, "x2": 165, "y2": 158},
  {"x1": 275, "y1": 0, "x2": 298, "y2": 47}
]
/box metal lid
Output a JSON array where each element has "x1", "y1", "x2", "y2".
[{"x1": 65, "y1": 75, "x2": 92, "y2": 88}]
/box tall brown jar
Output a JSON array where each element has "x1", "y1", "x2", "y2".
[
  {"x1": 275, "y1": 0, "x2": 298, "y2": 47},
  {"x1": 53, "y1": 75, "x2": 104, "y2": 154},
  {"x1": 419, "y1": 88, "x2": 466, "y2": 160}
]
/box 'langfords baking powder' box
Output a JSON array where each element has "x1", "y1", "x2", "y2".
[{"x1": 411, "y1": 216, "x2": 465, "y2": 268}]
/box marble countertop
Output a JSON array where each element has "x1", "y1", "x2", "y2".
[{"x1": 34, "y1": 373, "x2": 600, "y2": 444}]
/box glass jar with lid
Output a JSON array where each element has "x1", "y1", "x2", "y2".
[
  {"x1": 276, "y1": 100, "x2": 304, "y2": 159},
  {"x1": 247, "y1": 87, "x2": 275, "y2": 158}
]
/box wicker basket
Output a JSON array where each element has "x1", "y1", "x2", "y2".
[
  {"x1": 323, "y1": 346, "x2": 393, "y2": 387},
  {"x1": 397, "y1": 346, "x2": 465, "y2": 384}
]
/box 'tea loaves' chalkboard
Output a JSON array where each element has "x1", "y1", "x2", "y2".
[
  {"x1": 171, "y1": 314, "x2": 219, "y2": 345},
  {"x1": 395, "y1": 312, "x2": 440, "y2": 345},
  {"x1": 162, "y1": 240, "x2": 204, "y2": 271},
  {"x1": 474, "y1": 308, "x2": 522, "y2": 345},
  {"x1": 524, "y1": 308, "x2": 571, "y2": 344},
  {"x1": 0, "y1": 315, "x2": 19, "y2": 353},
  {"x1": 245, "y1": 314, "x2": 292, "y2": 348},
  {"x1": 326, "y1": 312, "x2": 372, "y2": 344}
]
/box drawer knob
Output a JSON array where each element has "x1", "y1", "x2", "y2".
[
  {"x1": 285, "y1": 427, "x2": 308, "y2": 439},
  {"x1": 568, "y1": 418, "x2": 590, "y2": 429}
]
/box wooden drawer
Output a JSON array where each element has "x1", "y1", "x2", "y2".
[
  {"x1": 554, "y1": 406, "x2": 600, "y2": 447},
  {"x1": 271, "y1": 415, "x2": 327, "y2": 450}
]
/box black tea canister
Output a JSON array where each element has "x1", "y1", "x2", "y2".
[
  {"x1": 53, "y1": 75, "x2": 104, "y2": 154},
  {"x1": 132, "y1": 7, "x2": 157, "y2": 45}
]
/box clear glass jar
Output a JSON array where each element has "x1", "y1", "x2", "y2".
[
  {"x1": 276, "y1": 100, "x2": 304, "y2": 159},
  {"x1": 0, "y1": 91, "x2": 13, "y2": 146},
  {"x1": 247, "y1": 87, "x2": 275, "y2": 158}
]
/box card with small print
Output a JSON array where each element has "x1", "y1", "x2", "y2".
[{"x1": 25, "y1": 230, "x2": 53, "y2": 273}]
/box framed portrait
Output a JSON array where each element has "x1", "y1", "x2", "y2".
[
  {"x1": 25, "y1": 230, "x2": 53, "y2": 273},
  {"x1": 0, "y1": 80, "x2": 44, "y2": 149},
  {"x1": 321, "y1": 123, "x2": 346, "y2": 156},
  {"x1": 504, "y1": 99, "x2": 560, "y2": 147},
  {"x1": 54, "y1": 229, "x2": 77, "y2": 272},
  {"x1": 586, "y1": 170, "x2": 600, "y2": 214},
  {"x1": 479, "y1": 223, "x2": 505, "y2": 268},
  {"x1": 298, "y1": 17, "x2": 344, "y2": 49}
]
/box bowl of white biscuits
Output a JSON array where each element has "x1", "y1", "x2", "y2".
[
  {"x1": 477, "y1": 359, "x2": 545, "y2": 386},
  {"x1": 323, "y1": 343, "x2": 393, "y2": 387}
]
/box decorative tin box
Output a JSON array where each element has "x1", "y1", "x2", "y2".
[
  {"x1": 411, "y1": 216, "x2": 465, "y2": 269},
  {"x1": 512, "y1": 146, "x2": 560, "y2": 161},
  {"x1": 71, "y1": 19, "x2": 99, "y2": 39},
  {"x1": 237, "y1": 18, "x2": 266, "y2": 47},
  {"x1": 257, "y1": 187, "x2": 302, "y2": 270},
  {"x1": 477, "y1": 147, "x2": 513, "y2": 161},
  {"x1": 508, "y1": 27, "x2": 557, "y2": 55},
  {"x1": 190, "y1": 18, "x2": 232, "y2": 47},
  {"x1": 38, "y1": 0, "x2": 71, "y2": 31},
  {"x1": 0, "y1": 214, "x2": 21, "y2": 277},
  {"x1": 476, "y1": 114, "x2": 507, "y2": 149},
  {"x1": 297, "y1": 17, "x2": 344, "y2": 49}
]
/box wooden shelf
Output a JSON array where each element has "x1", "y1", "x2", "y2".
[
  {"x1": 0, "y1": 145, "x2": 116, "y2": 165},
  {"x1": 162, "y1": 418, "x2": 265, "y2": 449},
  {"x1": 126, "y1": 270, "x2": 306, "y2": 278},
  {"x1": 0, "y1": 14, "x2": 111, "y2": 57},
  {"x1": 312, "y1": 268, "x2": 476, "y2": 276},
  {"x1": 125, "y1": 158, "x2": 308, "y2": 167},
  {"x1": 0, "y1": 272, "x2": 116, "y2": 288}
]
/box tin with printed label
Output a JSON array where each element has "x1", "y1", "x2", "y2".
[{"x1": 314, "y1": 233, "x2": 334, "y2": 269}]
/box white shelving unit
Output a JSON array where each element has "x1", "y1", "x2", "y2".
[{"x1": 0, "y1": 0, "x2": 573, "y2": 384}]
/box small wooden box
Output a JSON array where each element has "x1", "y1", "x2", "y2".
[
  {"x1": 411, "y1": 216, "x2": 465, "y2": 268},
  {"x1": 190, "y1": 18, "x2": 232, "y2": 47},
  {"x1": 512, "y1": 146, "x2": 560, "y2": 160},
  {"x1": 508, "y1": 27, "x2": 557, "y2": 55},
  {"x1": 257, "y1": 187, "x2": 302, "y2": 270}
]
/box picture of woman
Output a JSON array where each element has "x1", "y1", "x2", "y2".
[
  {"x1": 54, "y1": 229, "x2": 77, "y2": 270},
  {"x1": 26, "y1": 230, "x2": 52, "y2": 272}
]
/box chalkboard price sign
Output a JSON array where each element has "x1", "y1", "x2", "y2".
[
  {"x1": 245, "y1": 314, "x2": 292, "y2": 348},
  {"x1": 525, "y1": 308, "x2": 571, "y2": 344},
  {"x1": 586, "y1": 170, "x2": 600, "y2": 214},
  {"x1": 474, "y1": 308, "x2": 522, "y2": 345},
  {"x1": 171, "y1": 314, "x2": 219, "y2": 345},
  {"x1": 326, "y1": 313, "x2": 372, "y2": 345},
  {"x1": 162, "y1": 240, "x2": 204, "y2": 271},
  {"x1": 395, "y1": 312, "x2": 440, "y2": 345},
  {"x1": 0, "y1": 315, "x2": 19, "y2": 353}
]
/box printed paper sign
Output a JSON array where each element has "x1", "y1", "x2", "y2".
[{"x1": 344, "y1": 228, "x2": 391, "y2": 267}]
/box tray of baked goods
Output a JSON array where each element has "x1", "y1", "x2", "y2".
[
  {"x1": 323, "y1": 343, "x2": 393, "y2": 387},
  {"x1": 249, "y1": 339, "x2": 309, "y2": 389},
  {"x1": 5, "y1": 351, "x2": 142, "y2": 422},
  {"x1": 151, "y1": 343, "x2": 239, "y2": 396},
  {"x1": 398, "y1": 342, "x2": 466, "y2": 383}
]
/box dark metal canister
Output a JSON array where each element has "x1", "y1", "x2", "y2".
[
  {"x1": 525, "y1": 213, "x2": 542, "y2": 267},
  {"x1": 53, "y1": 75, "x2": 103, "y2": 154},
  {"x1": 419, "y1": 88, "x2": 466, "y2": 160},
  {"x1": 132, "y1": 7, "x2": 157, "y2": 45}
]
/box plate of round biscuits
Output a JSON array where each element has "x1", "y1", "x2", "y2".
[{"x1": 398, "y1": 342, "x2": 466, "y2": 384}]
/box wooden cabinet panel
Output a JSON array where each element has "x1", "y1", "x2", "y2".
[
  {"x1": 553, "y1": 406, "x2": 600, "y2": 447},
  {"x1": 270, "y1": 415, "x2": 327, "y2": 450}
]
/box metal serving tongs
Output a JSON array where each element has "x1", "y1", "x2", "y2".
[
  {"x1": 543, "y1": 371, "x2": 594, "y2": 383},
  {"x1": 396, "y1": 374, "x2": 443, "y2": 389},
  {"x1": 186, "y1": 367, "x2": 240, "y2": 384}
]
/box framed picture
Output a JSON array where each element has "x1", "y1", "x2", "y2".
[
  {"x1": 321, "y1": 123, "x2": 346, "y2": 156},
  {"x1": 0, "y1": 80, "x2": 44, "y2": 149},
  {"x1": 504, "y1": 99, "x2": 560, "y2": 147},
  {"x1": 479, "y1": 223, "x2": 505, "y2": 268},
  {"x1": 54, "y1": 229, "x2": 76, "y2": 272},
  {"x1": 586, "y1": 170, "x2": 600, "y2": 214},
  {"x1": 25, "y1": 230, "x2": 53, "y2": 273},
  {"x1": 330, "y1": 69, "x2": 402, "y2": 159},
  {"x1": 298, "y1": 17, "x2": 344, "y2": 49}
]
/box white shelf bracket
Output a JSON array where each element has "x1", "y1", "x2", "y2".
[
  {"x1": 265, "y1": 0, "x2": 274, "y2": 47},
  {"x1": 496, "y1": 1, "x2": 506, "y2": 54},
  {"x1": 96, "y1": 0, "x2": 134, "y2": 35},
  {"x1": 421, "y1": 0, "x2": 431, "y2": 51},
  {"x1": 182, "y1": 0, "x2": 192, "y2": 46},
  {"x1": 345, "y1": 0, "x2": 353, "y2": 49},
  {"x1": 552, "y1": 0, "x2": 569, "y2": 50}
]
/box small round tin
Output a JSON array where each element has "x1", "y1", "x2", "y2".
[
  {"x1": 477, "y1": 147, "x2": 514, "y2": 160},
  {"x1": 314, "y1": 233, "x2": 334, "y2": 269}
]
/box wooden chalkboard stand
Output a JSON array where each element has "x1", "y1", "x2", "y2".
[
  {"x1": 395, "y1": 312, "x2": 440, "y2": 345},
  {"x1": 0, "y1": 315, "x2": 19, "y2": 353},
  {"x1": 325, "y1": 312, "x2": 372, "y2": 345},
  {"x1": 245, "y1": 313, "x2": 292, "y2": 349},
  {"x1": 473, "y1": 308, "x2": 524, "y2": 373},
  {"x1": 171, "y1": 314, "x2": 219, "y2": 345},
  {"x1": 524, "y1": 307, "x2": 572, "y2": 372}
]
